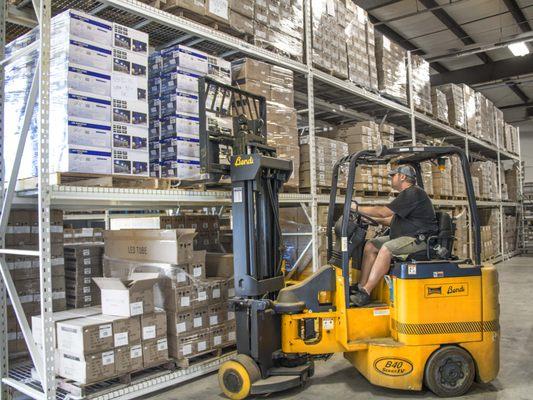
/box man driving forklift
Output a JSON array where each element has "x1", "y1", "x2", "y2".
[{"x1": 351, "y1": 164, "x2": 438, "y2": 306}]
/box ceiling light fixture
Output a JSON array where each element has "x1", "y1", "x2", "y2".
[{"x1": 509, "y1": 41, "x2": 529, "y2": 56}]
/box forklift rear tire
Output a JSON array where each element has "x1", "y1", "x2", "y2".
[
  {"x1": 218, "y1": 355, "x2": 261, "y2": 400},
  {"x1": 424, "y1": 346, "x2": 475, "y2": 397}
]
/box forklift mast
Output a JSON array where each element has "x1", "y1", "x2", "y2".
[{"x1": 199, "y1": 77, "x2": 292, "y2": 375}]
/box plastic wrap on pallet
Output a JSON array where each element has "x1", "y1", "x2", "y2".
[
  {"x1": 494, "y1": 107, "x2": 505, "y2": 148},
  {"x1": 431, "y1": 87, "x2": 449, "y2": 124},
  {"x1": 450, "y1": 156, "x2": 466, "y2": 198},
  {"x1": 470, "y1": 161, "x2": 497, "y2": 200},
  {"x1": 431, "y1": 158, "x2": 452, "y2": 197},
  {"x1": 409, "y1": 54, "x2": 431, "y2": 115},
  {"x1": 421, "y1": 161, "x2": 433, "y2": 197},
  {"x1": 504, "y1": 122, "x2": 519, "y2": 155},
  {"x1": 461, "y1": 84, "x2": 476, "y2": 136},
  {"x1": 453, "y1": 207, "x2": 469, "y2": 260},
  {"x1": 437, "y1": 83, "x2": 465, "y2": 130},
  {"x1": 505, "y1": 163, "x2": 520, "y2": 201},
  {"x1": 474, "y1": 92, "x2": 496, "y2": 144},
  {"x1": 375, "y1": 33, "x2": 407, "y2": 103}
]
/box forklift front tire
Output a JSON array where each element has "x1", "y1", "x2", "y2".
[{"x1": 219, "y1": 355, "x2": 261, "y2": 400}]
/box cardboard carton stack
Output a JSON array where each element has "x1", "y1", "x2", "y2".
[
  {"x1": 470, "y1": 161, "x2": 497, "y2": 200},
  {"x1": 504, "y1": 123, "x2": 519, "y2": 155},
  {"x1": 64, "y1": 244, "x2": 104, "y2": 308},
  {"x1": 232, "y1": 58, "x2": 299, "y2": 187},
  {"x1": 481, "y1": 208, "x2": 501, "y2": 257},
  {"x1": 437, "y1": 83, "x2": 465, "y2": 130},
  {"x1": 375, "y1": 33, "x2": 407, "y2": 103},
  {"x1": 462, "y1": 84, "x2": 476, "y2": 136},
  {"x1": 6, "y1": 209, "x2": 66, "y2": 356},
  {"x1": 480, "y1": 225, "x2": 494, "y2": 261},
  {"x1": 48, "y1": 274, "x2": 167, "y2": 385},
  {"x1": 472, "y1": 176, "x2": 480, "y2": 199},
  {"x1": 410, "y1": 55, "x2": 431, "y2": 115},
  {"x1": 299, "y1": 136, "x2": 348, "y2": 190},
  {"x1": 421, "y1": 162, "x2": 433, "y2": 196},
  {"x1": 63, "y1": 227, "x2": 104, "y2": 244},
  {"x1": 4, "y1": 10, "x2": 151, "y2": 179},
  {"x1": 159, "y1": 214, "x2": 221, "y2": 252},
  {"x1": 431, "y1": 88, "x2": 449, "y2": 124},
  {"x1": 504, "y1": 215, "x2": 517, "y2": 254},
  {"x1": 505, "y1": 163, "x2": 520, "y2": 202},
  {"x1": 450, "y1": 156, "x2": 466, "y2": 198},
  {"x1": 432, "y1": 159, "x2": 452, "y2": 197},
  {"x1": 453, "y1": 208, "x2": 469, "y2": 260},
  {"x1": 494, "y1": 107, "x2": 505, "y2": 148},
  {"x1": 149, "y1": 44, "x2": 232, "y2": 179},
  {"x1": 102, "y1": 229, "x2": 235, "y2": 362},
  {"x1": 475, "y1": 92, "x2": 495, "y2": 144}
]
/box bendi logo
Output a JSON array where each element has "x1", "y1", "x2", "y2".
[
  {"x1": 234, "y1": 156, "x2": 254, "y2": 166},
  {"x1": 374, "y1": 357, "x2": 413, "y2": 376},
  {"x1": 425, "y1": 283, "x2": 468, "y2": 297}
]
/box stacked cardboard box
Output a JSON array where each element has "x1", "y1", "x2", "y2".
[
  {"x1": 431, "y1": 88, "x2": 449, "y2": 124},
  {"x1": 299, "y1": 136, "x2": 348, "y2": 189},
  {"x1": 504, "y1": 214, "x2": 517, "y2": 253},
  {"x1": 504, "y1": 123, "x2": 519, "y2": 154},
  {"x1": 462, "y1": 84, "x2": 476, "y2": 136},
  {"x1": 149, "y1": 44, "x2": 232, "y2": 179},
  {"x1": 375, "y1": 33, "x2": 407, "y2": 103},
  {"x1": 232, "y1": 58, "x2": 299, "y2": 187},
  {"x1": 6, "y1": 209, "x2": 66, "y2": 356},
  {"x1": 48, "y1": 274, "x2": 168, "y2": 384},
  {"x1": 421, "y1": 162, "x2": 433, "y2": 196},
  {"x1": 480, "y1": 208, "x2": 501, "y2": 257},
  {"x1": 102, "y1": 229, "x2": 235, "y2": 362},
  {"x1": 474, "y1": 92, "x2": 495, "y2": 144},
  {"x1": 505, "y1": 163, "x2": 520, "y2": 202},
  {"x1": 64, "y1": 244, "x2": 104, "y2": 308},
  {"x1": 470, "y1": 161, "x2": 497, "y2": 200},
  {"x1": 432, "y1": 159, "x2": 452, "y2": 197},
  {"x1": 453, "y1": 208, "x2": 469, "y2": 260},
  {"x1": 480, "y1": 225, "x2": 494, "y2": 261},
  {"x1": 494, "y1": 107, "x2": 505, "y2": 147},
  {"x1": 4, "y1": 10, "x2": 150, "y2": 179},
  {"x1": 64, "y1": 227, "x2": 104, "y2": 244},
  {"x1": 450, "y1": 156, "x2": 466, "y2": 198},
  {"x1": 472, "y1": 176, "x2": 481, "y2": 199},
  {"x1": 410, "y1": 55, "x2": 431, "y2": 114},
  {"x1": 437, "y1": 84, "x2": 465, "y2": 130},
  {"x1": 158, "y1": 214, "x2": 221, "y2": 252}
]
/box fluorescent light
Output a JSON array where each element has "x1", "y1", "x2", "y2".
[{"x1": 509, "y1": 41, "x2": 529, "y2": 56}]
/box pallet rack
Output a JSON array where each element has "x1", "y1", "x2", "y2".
[{"x1": 0, "y1": 0, "x2": 523, "y2": 399}]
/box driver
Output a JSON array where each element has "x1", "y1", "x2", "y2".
[{"x1": 350, "y1": 165, "x2": 438, "y2": 307}]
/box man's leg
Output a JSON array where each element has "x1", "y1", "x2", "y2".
[
  {"x1": 362, "y1": 245, "x2": 392, "y2": 295},
  {"x1": 359, "y1": 241, "x2": 379, "y2": 287}
]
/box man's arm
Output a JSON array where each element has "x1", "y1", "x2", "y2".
[
  {"x1": 356, "y1": 205, "x2": 394, "y2": 219},
  {"x1": 371, "y1": 215, "x2": 393, "y2": 226}
]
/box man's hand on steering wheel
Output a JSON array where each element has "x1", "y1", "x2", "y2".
[{"x1": 351, "y1": 200, "x2": 380, "y2": 226}]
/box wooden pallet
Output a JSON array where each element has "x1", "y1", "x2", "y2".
[
  {"x1": 299, "y1": 186, "x2": 347, "y2": 195},
  {"x1": 432, "y1": 194, "x2": 455, "y2": 200},
  {"x1": 56, "y1": 359, "x2": 176, "y2": 398},
  {"x1": 356, "y1": 190, "x2": 391, "y2": 198},
  {"x1": 415, "y1": 107, "x2": 434, "y2": 117},
  {"x1": 282, "y1": 185, "x2": 300, "y2": 193},
  {"x1": 176, "y1": 343, "x2": 236, "y2": 369},
  {"x1": 312, "y1": 62, "x2": 349, "y2": 80},
  {"x1": 380, "y1": 92, "x2": 408, "y2": 106}
]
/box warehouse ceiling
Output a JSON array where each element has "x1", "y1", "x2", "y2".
[{"x1": 354, "y1": 0, "x2": 533, "y2": 134}]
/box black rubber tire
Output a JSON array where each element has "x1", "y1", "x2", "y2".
[{"x1": 424, "y1": 346, "x2": 476, "y2": 397}]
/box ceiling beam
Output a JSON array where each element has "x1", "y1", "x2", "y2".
[
  {"x1": 500, "y1": 101, "x2": 533, "y2": 110},
  {"x1": 368, "y1": 14, "x2": 449, "y2": 74},
  {"x1": 353, "y1": 0, "x2": 404, "y2": 11},
  {"x1": 418, "y1": 0, "x2": 492, "y2": 65},
  {"x1": 507, "y1": 82, "x2": 530, "y2": 103},
  {"x1": 502, "y1": 0, "x2": 532, "y2": 33},
  {"x1": 431, "y1": 53, "x2": 533, "y2": 85}
]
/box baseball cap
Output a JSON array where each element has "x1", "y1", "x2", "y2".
[{"x1": 388, "y1": 165, "x2": 417, "y2": 179}]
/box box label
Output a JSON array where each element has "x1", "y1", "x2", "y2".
[
  {"x1": 198, "y1": 291, "x2": 207, "y2": 302},
  {"x1": 176, "y1": 322, "x2": 186, "y2": 333},
  {"x1": 157, "y1": 338, "x2": 168, "y2": 351},
  {"x1": 228, "y1": 311, "x2": 235, "y2": 320},
  {"x1": 131, "y1": 344, "x2": 142, "y2": 358},
  {"x1": 182, "y1": 344, "x2": 192, "y2": 355},
  {"x1": 198, "y1": 340, "x2": 207, "y2": 352},
  {"x1": 181, "y1": 296, "x2": 190, "y2": 307},
  {"x1": 143, "y1": 325, "x2": 156, "y2": 340},
  {"x1": 99, "y1": 324, "x2": 112, "y2": 339},
  {"x1": 193, "y1": 317, "x2": 203, "y2": 328},
  {"x1": 193, "y1": 267, "x2": 202, "y2": 278},
  {"x1": 228, "y1": 331, "x2": 236, "y2": 341},
  {"x1": 130, "y1": 301, "x2": 143, "y2": 315},
  {"x1": 102, "y1": 350, "x2": 115, "y2": 365},
  {"x1": 214, "y1": 335, "x2": 222, "y2": 346},
  {"x1": 209, "y1": 315, "x2": 218, "y2": 326},
  {"x1": 115, "y1": 332, "x2": 129, "y2": 347},
  {"x1": 177, "y1": 272, "x2": 187, "y2": 282},
  {"x1": 212, "y1": 288, "x2": 221, "y2": 299}
]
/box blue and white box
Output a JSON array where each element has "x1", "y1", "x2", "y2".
[
  {"x1": 112, "y1": 123, "x2": 148, "y2": 151},
  {"x1": 113, "y1": 23, "x2": 149, "y2": 55},
  {"x1": 112, "y1": 149, "x2": 149, "y2": 176},
  {"x1": 112, "y1": 72, "x2": 148, "y2": 102},
  {"x1": 63, "y1": 90, "x2": 112, "y2": 122},
  {"x1": 52, "y1": 9, "x2": 113, "y2": 47},
  {"x1": 160, "y1": 135, "x2": 200, "y2": 160},
  {"x1": 51, "y1": 64, "x2": 111, "y2": 97},
  {"x1": 160, "y1": 68, "x2": 201, "y2": 94},
  {"x1": 57, "y1": 146, "x2": 112, "y2": 174},
  {"x1": 112, "y1": 98, "x2": 148, "y2": 127},
  {"x1": 56, "y1": 37, "x2": 113, "y2": 72},
  {"x1": 161, "y1": 159, "x2": 201, "y2": 180},
  {"x1": 160, "y1": 91, "x2": 199, "y2": 117},
  {"x1": 161, "y1": 45, "x2": 208, "y2": 75},
  {"x1": 160, "y1": 113, "x2": 200, "y2": 139},
  {"x1": 67, "y1": 118, "x2": 112, "y2": 148},
  {"x1": 113, "y1": 48, "x2": 148, "y2": 78}
]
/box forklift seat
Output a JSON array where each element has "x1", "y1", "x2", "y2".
[{"x1": 402, "y1": 212, "x2": 455, "y2": 262}]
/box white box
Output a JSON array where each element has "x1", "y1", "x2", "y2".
[
  {"x1": 50, "y1": 63, "x2": 111, "y2": 97},
  {"x1": 161, "y1": 45, "x2": 208, "y2": 75},
  {"x1": 160, "y1": 68, "x2": 201, "y2": 94},
  {"x1": 93, "y1": 275, "x2": 159, "y2": 317},
  {"x1": 113, "y1": 23, "x2": 149, "y2": 55},
  {"x1": 67, "y1": 117, "x2": 112, "y2": 148},
  {"x1": 112, "y1": 148, "x2": 149, "y2": 176},
  {"x1": 65, "y1": 90, "x2": 111, "y2": 122},
  {"x1": 113, "y1": 48, "x2": 148, "y2": 77},
  {"x1": 161, "y1": 159, "x2": 201, "y2": 179},
  {"x1": 58, "y1": 145, "x2": 112, "y2": 174},
  {"x1": 56, "y1": 316, "x2": 114, "y2": 354},
  {"x1": 63, "y1": 37, "x2": 113, "y2": 72},
  {"x1": 58, "y1": 350, "x2": 115, "y2": 384},
  {"x1": 160, "y1": 91, "x2": 199, "y2": 117},
  {"x1": 207, "y1": 55, "x2": 231, "y2": 84},
  {"x1": 160, "y1": 114, "x2": 200, "y2": 139},
  {"x1": 112, "y1": 123, "x2": 148, "y2": 151},
  {"x1": 160, "y1": 135, "x2": 200, "y2": 160},
  {"x1": 53, "y1": 9, "x2": 113, "y2": 47},
  {"x1": 112, "y1": 98, "x2": 148, "y2": 127},
  {"x1": 112, "y1": 72, "x2": 147, "y2": 102}
]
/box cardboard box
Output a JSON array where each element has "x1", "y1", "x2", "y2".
[
  {"x1": 104, "y1": 229, "x2": 196, "y2": 264},
  {"x1": 58, "y1": 349, "x2": 116, "y2": 384},
  {"x1": 168, "y1": 329, "x2": 210, "y2": 359},
  {"x1": 160, "y1": 68, "x2": 201, "y2": 94},
  {"x1": 168, "y1": 310, "x2": 193, "y2": 336},
  {"x1": 161, "y1": 45, "x2": 208, "y2": 75},
  {"x1": 191, "y1": 306, "x2": 208, "y2": 331},
  {"x1": 56, "y1": 316, "x2": 114, "y2": 354},
  {"x1": 65, "y1": 38, "x2": 113, "y2": 72},
  {"x1": 54, "y1": 9, "x2": 113, "y2": 47},
  {"x1": 142, "y1": 338, "x2": 169, "y2": 367},
  {"x1": 113, "y1": 23, "x2": 149, "y2": 55},
  {"x1": 206, "y1": 253, "x2": 233, "y2": 277},
  {"x1": 208, "y1": 302, "x2": 227, "y2": 327},
  {"x1": 93, "y1": 275, "x2": 158, "y2": 317},
  {"x1": 141, "y1": 310, "x2": 167, "y2": 340},
  {"x1": 113, "y1": 48, "x2": 148, "y2": 78},
  {"x1": 160, "y1": 114, "x2": 200, "y2": 139},
  {"x1": 105, "y1": 315, "x2": 141, "y2": 347},
  {"x1": 164, "y1": 285, "x2": 193, "y2": 312},
  {"x1": 112, "y1": 148, "x2": 149, "y2": 176}
]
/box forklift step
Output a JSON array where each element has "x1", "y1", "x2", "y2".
[{"x1": 250, "y1": 374, "x2": 304, "y2": 395}]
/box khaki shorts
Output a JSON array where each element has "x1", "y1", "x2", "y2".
[{"x1": 370, "y1": 235, "x2": 426, "y2": 260}]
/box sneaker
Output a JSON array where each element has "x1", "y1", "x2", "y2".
[{"x1": 350, "y1": 288, "x2": 371, "y2": 307}]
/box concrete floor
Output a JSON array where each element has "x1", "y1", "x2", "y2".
[{"x1": 150, "y1": 256, "x2": 533, "y2": 400}]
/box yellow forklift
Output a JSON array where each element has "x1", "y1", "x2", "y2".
[{"x1": 198, "y1": 79, "x2": 499, "y2": 399}]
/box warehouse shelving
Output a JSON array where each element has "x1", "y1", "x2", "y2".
[{"x1": 0, "y1": 0, "x2": 523, "y2": 399}]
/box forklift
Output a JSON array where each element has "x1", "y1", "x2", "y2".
[{"x1": 198, "y1": 79, "x2": 499, "y2": 399}]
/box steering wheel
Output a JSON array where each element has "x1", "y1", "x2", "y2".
[{"x1": 351, "y1": 200, "x2": 380, "y2": 227}]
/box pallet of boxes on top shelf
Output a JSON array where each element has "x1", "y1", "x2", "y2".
[
  {"x1": 431, "y1": 88, "x2": 449, "y2": 124},
  {"x1": 505, "y1": 163, "x2": 520, "y2": 202},
  {"x1": 474, "y1": 92, "x2": 496, "y2": 145},
  {"x1": 450, "y1": 156, "x2": 466, "y2": 199},
  {"x1": 6, "y1": 209, "x2": 66, "y2": 358},
  {"x1": 436, "y1": 83, "x2": 466, "y2": 131},
  {"x1": 462, "y1": 84, "x2": 477, "y2": 137},
  {"x1": 453, "y1": 207, "x2": 469, "y2": 260},
  {"x1": 409, "y1": 54, "x2": 432, "y2": 115},
  {"x1": 504, "y1": 123, "x2": 520, "y2": 155},
  {"x1": 232, "y1": 58, "x2": 300, "y2": 189},
  {"x1": 470, "y1": 161, "x2": 498, "y2": 201},
  {"x1": 375, "y1": 33, "x2": 407, "y2": 105}
]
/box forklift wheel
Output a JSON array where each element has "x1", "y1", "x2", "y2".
[
  {"x1": 424, "y1": 346, "x2": 475, "y2": 397},
  {"x1": 218, "y1": 355, "x2": 261, "y2": 400}
]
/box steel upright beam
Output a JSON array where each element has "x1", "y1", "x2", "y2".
[
  {"x1": 0, "y1": 2, "x2": 8, "y2": 398},
  {"x1": 517, "y1": 127, "x2": 525, "y2": 252},
  {"x1": 37, "y1": 0, "x2": 55, "y2": 397},
  {"x1": 304, "y1": 0, "x2": 319, "y2": 271},
  {"x1": 407, "y1": 51, "x2": 416, "y2": 145},
  {"x1": 495, "y1": 118, "x2": 505, "y2": 259}
]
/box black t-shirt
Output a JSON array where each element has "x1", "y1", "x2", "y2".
[{"x1": 387, "y1": 185, "x2": 438, "y2": 239}]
